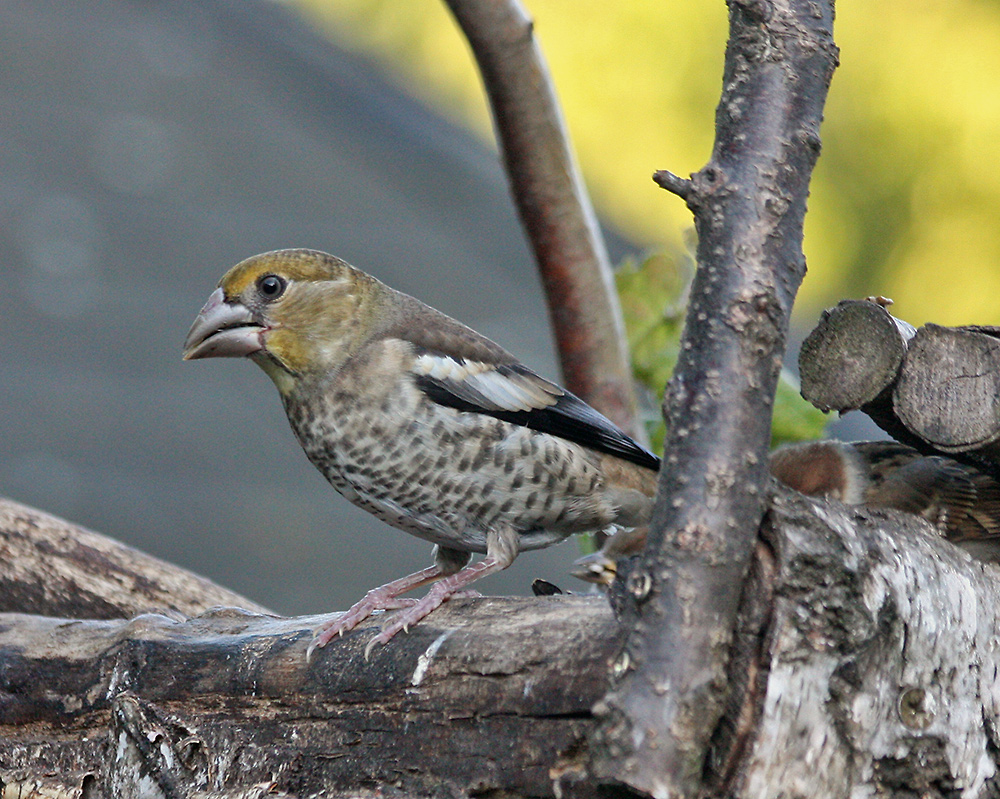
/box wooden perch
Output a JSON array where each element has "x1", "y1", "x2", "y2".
[
  {"x1": 0, "y1": 496, "x2": 616, "y2": 797},
  {"x1": 4, "y1": 492, "x2": 1000, "y2": 797},
  {"x1": 0, "y1": 498, "x2": 270, "y2": 620},
  {"x1": 0, "y1": 598, "x2": 620, "y2": 799},
  {"x1": 799, "y1": 304, "x2": 1000, "y2": 476}
]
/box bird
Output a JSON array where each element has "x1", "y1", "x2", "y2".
[
  {"x1": 573, "y1": 439, "x2": 1000, "y2": 587},
  {"x1": 182, "y1": 248, "x2": 660, "y2": 654},
  {"x1": 569, "y1": 525, "x2": 648, "y2": 588},
  {"x1": 769, "y1": 440, "x2": 1000, "y2": 557}
]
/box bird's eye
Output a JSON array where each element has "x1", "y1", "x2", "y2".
[{"x1": 257, "y1": 274, "x2": 286, "y2": 300}]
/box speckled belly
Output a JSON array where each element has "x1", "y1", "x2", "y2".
[{"x1": 283, "y1": 380, "x2": 618, "y2": 554}]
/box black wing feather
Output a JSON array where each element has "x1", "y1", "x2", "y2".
[{"x1": 416, "y1": 364, "x2": 661, "y2": 472}]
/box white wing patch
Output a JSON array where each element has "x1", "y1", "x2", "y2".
[{"x1": 412, "y1": 353, "x2": 562, "y2": 413}]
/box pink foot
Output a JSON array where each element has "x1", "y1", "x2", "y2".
[
  {"x1": 363, "y1": 588, "x2": 481, "y2": 657},
  {"x1": 307, "y1": 545, "x2": 509, "y2": 661},
  {"x1": 306, "y1": 564, "x2": 446, "y2": 661},
  {"x1": 306, "y1": 597, "x2": 417, "y2": 661}
]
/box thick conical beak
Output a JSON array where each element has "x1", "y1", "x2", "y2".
[
  {"x1": 182, "y1": 287, "x2": 265, "y2": 360},
  {"x1": 569, "y1": 551, "x2": 617, "y2": 587}
]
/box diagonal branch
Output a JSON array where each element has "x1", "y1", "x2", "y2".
[
  {"x1": 592, "y1": 1, "x2": 839, "y2": 794},
  {"x1": 442, "y1": 0, "x2": 645, "y2": 441},
  {"x1": 0, "y1": 497, "x2": 270, "y2": 619}
]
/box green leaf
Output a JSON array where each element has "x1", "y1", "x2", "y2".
[
  {"x1": 616, "y1": 248, "x2": 829, "y2": 453},
  {"x1": 771, "y1": 368, "x2": 830, "y2": 447}
]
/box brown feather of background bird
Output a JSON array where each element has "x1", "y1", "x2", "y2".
[{"x1": 574, "y1": 439, "x2": 1000, "y2": 588}]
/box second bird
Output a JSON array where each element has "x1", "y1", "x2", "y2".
[{"x1": 183, "y1": 248, "x2": 660, "y2": 653}]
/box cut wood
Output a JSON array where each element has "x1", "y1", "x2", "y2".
[
  {"x1": 798, "y1": 299, "x2": 914, "y2": 413},
  {"x1": 895, "y1": 324, "x2": 1000, "y2": 459},
  {"x1": 799, "y1": 305, "x2": 1000, "y2": 475}
]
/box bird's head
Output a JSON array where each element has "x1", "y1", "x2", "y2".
[{"x1": 182, "y1": 249, "x2": 380, "y2": 395}]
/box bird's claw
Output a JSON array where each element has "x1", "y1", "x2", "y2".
[
  {"x1": 364, "y1": 631, "x2": 389, "y2": 660},
  {"x1": 362, "y1": 587, "x2": 483, "y2": 656},
  {"x1": 362, "y1": 616, "x2": 411, "y2": 659},
  {"x1": 305, "y1": 638, "x2": 321, "y2": 664},
  {"x1": 306, "y1": 595, "x2": 425, "y2": 661},
  {"x1": 310, "y1": 586, "x2": 483, "y2": 661}
]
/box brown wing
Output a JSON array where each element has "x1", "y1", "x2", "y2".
[
  {"x1": 378, "y1": 289, "x2": 660, "y2": 472},
  {"x1": 860, "y1": 444, "x2": 1000, "y2": 543}
]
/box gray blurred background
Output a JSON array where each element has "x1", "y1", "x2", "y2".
[{"x1": 0, "y1": 0, "x2": 642, "y2": 614}]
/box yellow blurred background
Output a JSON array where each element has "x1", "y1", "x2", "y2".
[{"x1": 294, "y1": 0, "x2": 1000, "y2": 328}]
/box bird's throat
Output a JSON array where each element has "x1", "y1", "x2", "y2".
[{"x1": 253, "y1": 350, "x2": 299, "y2": 396}]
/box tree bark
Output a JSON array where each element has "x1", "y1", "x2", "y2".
[
  {"x1": 12, "y1": 0, "x2": 998, "y2": 794},
  {"x1": 592, "y1": 2, "x2": 839, "y2": 795},
  {"x1": 722, "y1": 490, "x2": 1000, "y2": 798},
  {"x1": 4, "y1": 492, "x2": 1000, "y2": 798}
]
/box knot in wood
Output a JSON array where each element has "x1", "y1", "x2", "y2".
[
  {"x1": 692, "y1": 165, "x2": 726, "y2": 197},
  {"x1": 612, "y1": 649, "x2": 633, "y2": 681},
  {"x1": 733, "y1": 0, "x2": 772, "y2": 22},
  {"x1": 763, "y1": 193, "x2": 790, "y2": 218},
  {"x1": 898, "y1": 686, "x2": 935, "y2": 730},
  {"x1": 625, "y1": 569, "x2": 653, "y2": 603},
  {"x1": 674, "y1": 522, "x2": 725, "y2": 555},
  {"x1": 798, "y1": 127, "x2": 822, "y2": 156},
  {"x1": 728, "y1": 290, "x2": 782, "y2": 349}
]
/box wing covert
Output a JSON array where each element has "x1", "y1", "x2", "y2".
[{"x1": 411, "y1": 351, "x2": 660, "y2": 472}]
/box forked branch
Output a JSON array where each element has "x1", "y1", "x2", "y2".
[{"x1": 593, "y1": 2, "x2": 839, "y2": 794}]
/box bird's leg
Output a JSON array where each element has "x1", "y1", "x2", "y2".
[
  {"x1": 307, "y1": 564, "x2": 445, "y2": 658},
  {"x1": 365, "y1": 526, "x2": 520, "y2": 654},
  {"x1": 307, "y1": 545, "x2": 476, "y2": 660}
]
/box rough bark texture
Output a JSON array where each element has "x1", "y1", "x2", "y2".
[
  {"x1": 735, "y1": 490, "x2": 1000, "y2": 798},
  {"x1": 5, "y1": 492, "x2": 1000, "y2": 797},
  {"x1": 442, "y1": 0, "x2": 645, "y2": 442},
  {"x1": 0, "y1": 498, "x2": 270, "y2": 620},
  {"x1": 0, "y1": 598, "x2": 621, "y2": 799},
  {"x1": 799, "y1": 307, "x2": 1000, "y2": 477},
  {"x1": 591, "y1": 2, "x2": 839, "y2": 795}
]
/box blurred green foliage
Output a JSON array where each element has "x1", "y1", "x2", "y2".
[
  {"x1": 295, "y1": 0, "x2": 1000, "y2": 329},
  {"x1": 771, "y1": 371, "x2": 831, "y2": 446},
  {"x1": 616, "y1": 249, "x2": 829, "y2": 450}
]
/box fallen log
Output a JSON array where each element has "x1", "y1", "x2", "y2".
[
  {"x1": 0, "y1": 497, "x2": 269, "y2": 620},
  {"x1": 4, "y1": 493, "x2": 1000, "y2": 796}
]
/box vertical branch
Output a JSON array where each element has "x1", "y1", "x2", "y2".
[
  {"x1": 593, "y1": 1, "x2": 838, "y2": 795},
  {"x1": 443, "y1": 0, "x2": 645, "y2": 440}
]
